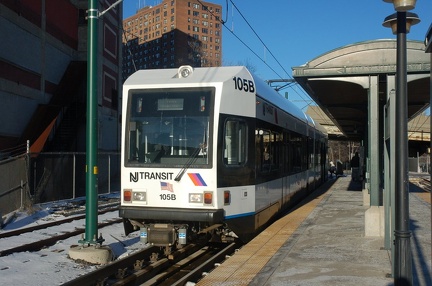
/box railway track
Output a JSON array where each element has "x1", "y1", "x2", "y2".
[
  {"x1": 410, "y1": 176, "x2": 431, "y2": 193},
  {"x1": 0, "y1": 205, "x2": 119, "y2": 239},
  {"x1": 61, "y1": 242, "x2": 240, "y2": 286},
  {"x1": 0, "y1": 200, "x2": 121, "y2": 257},
  {"x1": 417, "y1": 177, "x2": 431, "y2": 192},
  {"x1": 0, "y1": 213, "x2": 121, "y2": 257}
]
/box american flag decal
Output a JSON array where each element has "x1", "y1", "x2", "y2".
[
  {"x1": 160, "y1": 181, "x2": 174, "y2": 192},
  {"x1": 187, "y1": 173, "x2": 207, "y2": 186}
]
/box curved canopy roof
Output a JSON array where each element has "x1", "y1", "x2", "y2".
[{"x1": 292, "y1": 39, "x2": 430, "y2": 141}]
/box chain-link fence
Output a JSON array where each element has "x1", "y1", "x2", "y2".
[{"x1": 0, "y1": 152, "x2": 120, "y2": 216}]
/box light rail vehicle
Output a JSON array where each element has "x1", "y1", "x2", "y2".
[{"x1": 119, "y1": 66, "x2": 328, "y2": 251}]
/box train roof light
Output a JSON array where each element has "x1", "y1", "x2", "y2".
[{"x1": 178, "y1": 65, "x2": 193, "y2": 78}]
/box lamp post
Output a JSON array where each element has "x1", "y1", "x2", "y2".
[{"x1": 382, "y1": 1, "x2": 420, "y2": 284}]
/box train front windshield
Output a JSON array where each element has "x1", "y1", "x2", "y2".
[{"x1": 125, "y1": 87, "x2": 214, "y2": 167}]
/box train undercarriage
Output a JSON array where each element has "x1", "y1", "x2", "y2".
[{"x1": 124, "y1": 218, "x2": 238, "y2": 255}]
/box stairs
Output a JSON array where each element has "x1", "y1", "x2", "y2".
[{"x1": 20, "y1": 61, "x2": 86, "y2": 152}]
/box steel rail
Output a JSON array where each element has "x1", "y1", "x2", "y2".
[{"x1": 0, "y1": 218, "x2": 122, "y2": 257}]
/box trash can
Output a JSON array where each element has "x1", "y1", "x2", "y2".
[{"x1": 336, "y1": 161, "x2": 343, "y2": 176}]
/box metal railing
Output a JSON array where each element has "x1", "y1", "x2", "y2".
[{"x1": 0, "y1": 154, "x2": 31, "y2": 215}]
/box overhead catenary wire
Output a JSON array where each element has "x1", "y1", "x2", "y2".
[
  {"x1": 202, "y1": 1, "x2": 323, "y2": 117},
  {"x1": 228, "y1": 0, "x2": 291, "y2": 79},
  {"x1": 122, "y1": 29, "x2": 138, "y2": 72}
]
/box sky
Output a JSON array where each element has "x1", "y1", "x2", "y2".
[{"x1": 122, "y1": 0, "x2": 432, "y2": 110}]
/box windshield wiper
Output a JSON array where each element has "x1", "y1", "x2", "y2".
[{"x1": 174, "y1": 146, "x2": 202, "y2": 182}]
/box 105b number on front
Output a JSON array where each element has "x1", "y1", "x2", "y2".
[
  {"x1": 160, "y1": 194, "x2": 176, "y2": 200},
  {"x1": 233, "y1": 76, "x2": 255, "y2": 93}
]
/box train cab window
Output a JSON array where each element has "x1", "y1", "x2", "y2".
[
  {"x1": 223, "y1": 119, "x2": 247, "y2": 166},
  {"x1": 125, "y1": 87, "x2": 214, "y2": 167}
]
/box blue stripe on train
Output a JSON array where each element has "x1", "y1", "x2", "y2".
[{"x1": 225, "y1": 212, "x2": 255, "y2": 219}]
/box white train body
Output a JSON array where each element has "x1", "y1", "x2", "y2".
[{"x1": 120, "y1": 66, "x2": 327, "y2": 246}]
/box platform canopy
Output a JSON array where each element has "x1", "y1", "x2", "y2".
[{"x1": 292, "y1": 39, "x2": 430, "y2": 141}]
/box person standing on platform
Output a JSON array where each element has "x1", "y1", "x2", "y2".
[
  {"x1": 329, "y1": 161, "x2": 336, "y2": 178},
  {"x1": 350, "y1": 152, "x2": 360, "y2": 181}
]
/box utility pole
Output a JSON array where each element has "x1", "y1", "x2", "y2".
[
  {"x1": 76, "y1": 0, "x2": 101, "y2": 246},
  {"x1": 69, "y1": 0, "x2": 123, "y2": 264}
]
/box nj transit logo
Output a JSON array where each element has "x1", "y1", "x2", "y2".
[{"x1": 187, "y1": 173, "x2": 207, "y2": 186}]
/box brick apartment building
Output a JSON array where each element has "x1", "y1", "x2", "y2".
[{"x1": 122, "y1": 0, "x2": 222, "y2": 81}]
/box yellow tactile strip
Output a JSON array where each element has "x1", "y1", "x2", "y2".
[
  {"x1": 414, "y1": 192, "x2": 431, "y2": 204},
  {"x1": 196, "y1": 187, "x2": 332, "y2": 286}
]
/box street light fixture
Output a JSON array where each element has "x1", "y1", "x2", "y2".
[
  {"x1": 383, "y1": 12, "x2": 420, "y2": 34},
  {"x1": 383, "y1": 0, "x2": 417, "y2": 11},
  {"x1": 382, "y1": 0, "x2": 420, "y2": 285}
]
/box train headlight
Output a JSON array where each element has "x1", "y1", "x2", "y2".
[
  {"x1": 178, "y1": 65, "x2": 193, "y2": 78},
  {"x1": 189, "y1": 193, "x2": 203, "y2": 203},
  {"x1": 133, "y1": 191, "x2": 147, "y2": 202},
  {"x1": 188, "y1": 191, "x2": 213, "y2": 205}
]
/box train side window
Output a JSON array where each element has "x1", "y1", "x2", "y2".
[
  {"x1": 257, "y1": 129, "x2": 281, "y2": 173},
  {"x1": 223, "y1": 119, "x2": 247, "y2": 166},
  {"x1": 290, "y1": 132, "x2": 302, "y2": 173}
]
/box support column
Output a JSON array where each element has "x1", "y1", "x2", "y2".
[
  {"x1": 365, "y1": 75, "x2": 384, "y2": 237},
  {"x1": 368, "y1": 75, "x2": 380, "y2": 206}
]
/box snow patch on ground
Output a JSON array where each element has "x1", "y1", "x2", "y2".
[{"x1": 0, "y1": 193, "x2": 147, "y2": 285}]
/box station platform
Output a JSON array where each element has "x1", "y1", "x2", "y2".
[{"x1": 197, "y1": 176, "x2": 431, "y2": 285}]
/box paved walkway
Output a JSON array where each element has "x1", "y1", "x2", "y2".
[{"x1": 198, "y1": 176, "x2": 431, "y2": 285}]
